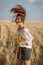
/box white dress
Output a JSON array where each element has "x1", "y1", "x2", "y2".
[{"x1": 17, "y1": 28, "x2": 33, "y2": 49}]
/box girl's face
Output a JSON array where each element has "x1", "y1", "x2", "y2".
[{"x1": 15, "y1": 16, "x2": 24, "y2": 27}]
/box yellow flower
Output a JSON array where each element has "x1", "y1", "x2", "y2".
[{"x1": 14, "y1": 33, "x2": 26, "y2": 45}]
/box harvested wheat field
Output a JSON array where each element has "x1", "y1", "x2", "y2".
[{"x1": 0, "y1": 20, "x2": 43, "y2": 65}]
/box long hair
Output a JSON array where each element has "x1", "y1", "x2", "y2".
[{"x1": 10, "y1": 5, "x2": 26, "y2": 16}]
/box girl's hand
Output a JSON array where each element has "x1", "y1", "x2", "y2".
[{"x1": 19, "y1": 41, "x2": 27, "y2": 45}]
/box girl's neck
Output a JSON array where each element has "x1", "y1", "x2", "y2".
[{"x1": 18, "y1": 25, "x2": 24, "y2": 31}]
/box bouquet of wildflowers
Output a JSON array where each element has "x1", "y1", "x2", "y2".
[{"x1": 14, "y1": 33, "x2": 26, "y2": 52}]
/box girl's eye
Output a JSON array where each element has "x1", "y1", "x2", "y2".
[{"x1": 15, "y1": 18, "x2": 19, "y2": 21}]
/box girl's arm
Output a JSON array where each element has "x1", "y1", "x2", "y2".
[
  {"x1": 19, "y1": 28, "x2": 33, "y2": 46},
  {"x1": 25, "y1": 29, "x2": 33, "y2": 45}
]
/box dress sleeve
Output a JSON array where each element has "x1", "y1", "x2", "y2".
[{"x1": 24, "y1": 28, "x2": 33, "y2": 46}]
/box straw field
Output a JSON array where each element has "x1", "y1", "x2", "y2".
[{"x1": 0, "y1": 20, "x2": 43, "y2": 65}]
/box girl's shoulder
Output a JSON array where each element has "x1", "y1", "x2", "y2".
[{"x1": 24, "y1": 28, "x2": 29, "y2": 33}]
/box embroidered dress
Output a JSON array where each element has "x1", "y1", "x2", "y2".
[
  {"x1": 17, "y1": 28, "x2": 33, "y2": 48},
  {"x1": 17, "y1": 28, "x2": 33, "y2": 60}
]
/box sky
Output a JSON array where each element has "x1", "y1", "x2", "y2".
[{"x1": 0, "y1": 0, "x2": 43, "y2": 20}]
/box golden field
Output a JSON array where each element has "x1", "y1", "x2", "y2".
[{"x1": 0, "y1": 20, "x2": 43, "y2": 65}]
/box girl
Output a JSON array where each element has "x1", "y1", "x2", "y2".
[{"x1": 11, "y1": 5, "x2": 33, "y2": 65}]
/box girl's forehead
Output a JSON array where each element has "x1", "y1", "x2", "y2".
[
  {"x1": 16, "y1": 16, "x2": 22, "y2": 19},
  {"x1": 15, "y1": 16, "x2": 21, "y2": 21},
  {"x1": 16, "y1": 16, "x2": 21, "y2": 18}
]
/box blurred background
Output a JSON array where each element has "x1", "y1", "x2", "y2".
[{"x1": 0, "y1": 0, "x2": 43, "y2": 65}]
